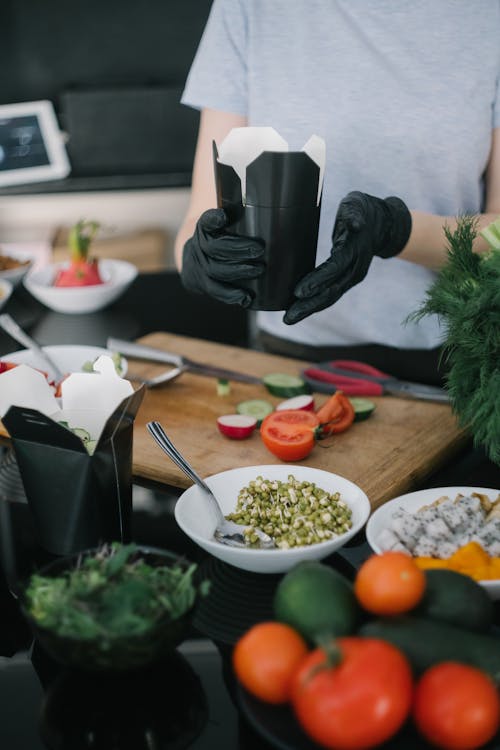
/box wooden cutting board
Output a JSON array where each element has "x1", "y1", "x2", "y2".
[{"x1": 130, "y1": 332, "x2": 469, "y2": 511}]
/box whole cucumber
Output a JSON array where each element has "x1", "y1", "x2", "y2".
[
  {"x1": 359, "y1": 615, "x2": 500, "y2": 679},
  {"x1": 415, "y1": 569, "x2": 494, "y2": 632}
]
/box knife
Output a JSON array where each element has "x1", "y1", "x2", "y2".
[{"x1": 107, "y1": 337, "x2": 263, "y2": 385}]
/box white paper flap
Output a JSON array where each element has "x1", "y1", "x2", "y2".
[
  {"x1": 61, "y1": 355, "x2": 133, "y2": 414},
  {"x1": 0, "y1": 355, "x2": 134, "y2": 445},
  {"x1": 302, "y1": 135, "x2": 326, "y2": 205},
  {"x1": 216, "y1": 127, "x2": 325, "y2": 205},
  {"x1": 217, "y1": 127, "x2": 288, "y2": 201},
  {"x1": 0, "y1": 365, "x2": 59, "y2": 416}
]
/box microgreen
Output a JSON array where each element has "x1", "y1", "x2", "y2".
[{"x1": 25, "y1": 542, "x2": 209, "y2": 641}]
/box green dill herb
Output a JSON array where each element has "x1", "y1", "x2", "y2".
[{"x1": 411, "y1": 215, "x2": 500, "y2": 464}]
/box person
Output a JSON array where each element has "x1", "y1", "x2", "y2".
[{"x1": 174, "y1": 1, "x2": 500, "y2": 385}]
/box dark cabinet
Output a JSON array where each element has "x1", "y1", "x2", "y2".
[{"x1": 0, "y1": 0, "x2": 212, "y2": 193}]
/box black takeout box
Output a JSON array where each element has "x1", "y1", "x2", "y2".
[
  {"x1": 213, "y1": 128, "x2": 325, "y2": 311},
  {"x1": 2, "y1": 386, "x2": 144, "y2": 556}
]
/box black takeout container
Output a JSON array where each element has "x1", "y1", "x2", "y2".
[
  {"x1": 213, "y1": 140, "x2": 323, "y2": 311},
  {"x1": 2, "y1": 387, "x2": 144, "y2": 556}
]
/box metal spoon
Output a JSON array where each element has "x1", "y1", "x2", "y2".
[
  {"x1": 0, "y1": 313, "x2": 65, "y2": 382},
  {"x1": 147, "y1": 421, "x2": 275, "y2": 549}
]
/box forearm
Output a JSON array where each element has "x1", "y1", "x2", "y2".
[
  {"x1": 174, "y1": 216, "x2": 198, "y2": 271},
  {"x1": 400, "y1": 210, "x2": 499, "y2": 269}
]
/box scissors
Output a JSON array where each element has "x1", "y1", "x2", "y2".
[{"x1": 301, "y1": 360, "x2": 450, "y2": 403}]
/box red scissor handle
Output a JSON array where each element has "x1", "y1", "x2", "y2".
[
  {"x1": 303, "y1": 367, "x2": 384, "y2": 397},
  {"x1": 330, "y1": 359, "x2": 390, "y2": 378}
]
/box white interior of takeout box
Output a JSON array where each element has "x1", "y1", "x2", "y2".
[
  {"x1": 216, "y1": 126, "x2": 326, "y2": 206},
  {"x1": 0, "y1": 355, "x2": 133, "y2": 444}
]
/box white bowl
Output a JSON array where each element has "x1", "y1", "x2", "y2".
[
  {"x1": 174, "y1": 465, "x2": 371, "y2": 574},
  {"x1": 1, "y1": 344, "x2": 128, "y2": 378},
  {"x1": 23, "y1": 259, "x2": 138, "y2": 314},
  {"x1": 0, "y1": 279, "x2": 13, "y2": 311},
  {"x1": 0, "y1": 259, "x2": 33, "y2": 287},
  {"x1": 366, "y1": 486, "x2": 500, "y2": 600}
]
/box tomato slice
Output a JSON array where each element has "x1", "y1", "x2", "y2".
[
  {"x1": 316, "y1": 391, "x2": 356, "y2": 436},
  {"x1": 265, "y1": 410, "x2": 320, "y2": 428},
  {"x1": 260, "y1": 409, "x2": 319, "y2": 461},
  {"x1": 0, "y1": 361, "x2": 19, "y2": 374},
  {"x1": 316, "y1": 392, "x2": 344, "y2": 424}
]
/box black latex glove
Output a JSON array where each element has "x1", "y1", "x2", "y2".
[
  {"x1": 181, "y1": 208, "x2": 265, "y2": 307},
  {"x1": 284, "y1": 191, "x2": 412, "y2": 324}
]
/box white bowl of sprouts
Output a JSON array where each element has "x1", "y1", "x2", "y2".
[{"x1": 174, "y1": 464, "x2": 370, "y2": 574}]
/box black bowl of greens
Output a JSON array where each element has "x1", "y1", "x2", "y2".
[{"x1": 20, "y1": 542, "x2": 210, "y2": 672}]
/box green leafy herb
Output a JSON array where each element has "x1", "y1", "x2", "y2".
[
  {"x1": 411, "y1": 215, "x2": 500, "y2": 463},
  {"x1": 68, "y1": 220, "x2": 100, "y2": 261},
  {"x1": 25, "y1": 542, "x2": 209, "y2": 641}
]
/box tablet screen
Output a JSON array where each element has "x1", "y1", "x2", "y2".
[{"x1": 0, "y1": 101, "x2": 70, "y2": 187}]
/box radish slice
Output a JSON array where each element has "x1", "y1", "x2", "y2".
[
  {"x1": 217, "y1": 414, "x2": 258, "y2": 440},
  {"x1": 276, "y1": 394, "x2": 315, "y2": 412}
]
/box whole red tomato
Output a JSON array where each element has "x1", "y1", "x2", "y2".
[
  {"x1": 291, "y1": 637, "x2": 413, "y2": 750},
  {"x1": 413, "y1": 662, "x2": 500, "y2": 750}
]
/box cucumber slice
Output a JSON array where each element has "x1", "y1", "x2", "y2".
[
  {"x1": 263, "y1": 373, "x2": 310, "y2": 398},
  {"x1": 72, "y1": 427, "x2": 92, "y2": 442},
  {"x1": 85, "y1": 440, "x2": 97, "y2": 455},
  {"x1": 349, "y1": 397, "x2": 376, "y2": 422},
  {"x1": 236, "y1": 399, "x2": 274, "y2": 425},
  {"x1": 216, "y1": 378, "x2": 231, "y2": 396}
]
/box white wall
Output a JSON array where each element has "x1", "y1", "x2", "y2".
[{"x1": 0, "y1": 187, "x2": 191, "y2": 266}]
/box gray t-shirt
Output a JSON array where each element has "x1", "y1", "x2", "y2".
[{"x1": 182, "y1": 0, "x2": 500, "y2": 349}]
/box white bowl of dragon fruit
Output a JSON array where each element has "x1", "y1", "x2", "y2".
[
  {"x1": 366, "y1": 486, "x2": 500, "y2": 599},
  {"x1": 23, "y1": 259, "x2": 138, "y2": 314}
]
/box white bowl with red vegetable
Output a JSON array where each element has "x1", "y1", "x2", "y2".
[
  {"x1": 174, "y1": 464, "x2": 370, "y2": 573},
  {"x1": 23, "y1": 221, "x2": 138, "y2": 314}
]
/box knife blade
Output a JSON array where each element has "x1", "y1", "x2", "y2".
[
  {"x1": 384, "y1": 381, "x2": 450, "y2": 403},
  {"x1": 107, "y1": 337, "x2": 263, "y2": 385},
  {"x1": 320, "y1": 364, "x2": 450, "y2": 403}
]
